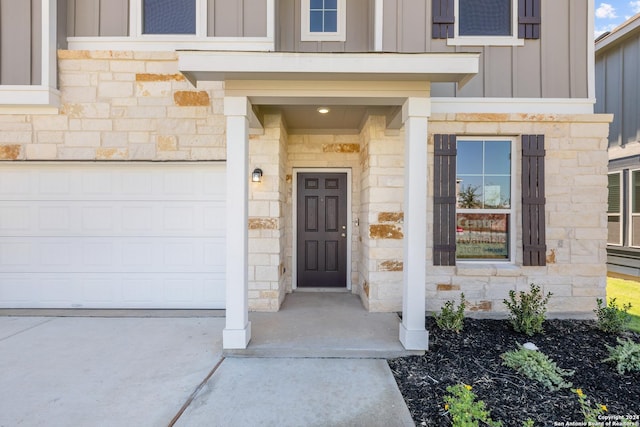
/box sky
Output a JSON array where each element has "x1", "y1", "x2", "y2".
[{"x1": 595, "y1": 1, "x2": 640, "y2": 37}]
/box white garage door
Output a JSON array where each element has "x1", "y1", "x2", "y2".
[{"x1": 0, "y1": 162, "x2": 226, "y2": 309}]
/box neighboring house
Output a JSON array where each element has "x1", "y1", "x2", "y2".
[
  {"x1": 0, "y1": 0, "x2": 610, "y2": 350},
  {"x1": 596, "y1": 14, "x2": 640, "y2": 278}
]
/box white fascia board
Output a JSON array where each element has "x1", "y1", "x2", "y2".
[
  {"x1": 0, "y1": 86, "x2": 61, "y2": 113},
  {"x1": 67, "y1": 37, "x2": 275, "y2": 52},
  {"x1": 595, "y1": 15, "x2": 640, "y2": 53},
  {"x1": 178, "y1": 52, "x2": 479, "y2": 83},
  {"x1": 431, "y1": 97, "x2": 596, "y2": 114}
]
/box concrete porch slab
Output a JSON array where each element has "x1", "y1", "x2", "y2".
[
  {"x1": 174, "y1": 357, "x2": 415, "y2": 427},
  {"x1": 227, "y1": 292, "x2": 424, "y2": 358}
]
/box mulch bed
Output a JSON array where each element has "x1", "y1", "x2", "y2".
[{"x1": 388, "y1": 318, "x2": 640, "y2": 426}]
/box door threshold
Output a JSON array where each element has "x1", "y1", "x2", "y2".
[{"x1": 294, "y1": 288, "x2": 350, "y2": 293}]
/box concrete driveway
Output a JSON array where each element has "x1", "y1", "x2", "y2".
[{"x1": 0, "y1": 307, "x2": 415, "y2": 427}]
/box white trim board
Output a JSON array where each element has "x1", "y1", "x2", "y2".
[{"x1": 431, "y1": 98, "x2": 595, "y2": 114}]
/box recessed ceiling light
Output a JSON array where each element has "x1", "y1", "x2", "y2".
[{"x1": 317, "y1": 107, "x2": 330, "y2": 114}]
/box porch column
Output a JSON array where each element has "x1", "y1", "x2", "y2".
[
  {"x1": 399, "y1": 97, "x2": 430, "y2": 351},
  {"x1": 223, "y1": 96, "x2": 252, "y2": 349}
]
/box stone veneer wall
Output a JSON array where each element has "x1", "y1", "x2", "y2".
[
  {"x1": 359, "y1": 116, "x2": 406, "y2": 311},
  {"x1": 426, "y1": 113, "x2": 610, "y2": 316},
  {"x1": 0, "y1": 51, "x2": 226, "y2": 161},
  {"x1": 248, "y1": 114, "x2": 288, "y2": 311}
]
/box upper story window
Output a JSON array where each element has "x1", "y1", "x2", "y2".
[
  {"x1": 301, "y1": 0, "x2": 346, "y2": 42},
  {"x1": 459, "y1": 0, "x2": 511, "y2": 36},
  {"x1": 432, "y1": 0, "x2": 540, "y2": 46},
  {"x1": 143, "y1": 0, "x2": 196, "y2": 35}
]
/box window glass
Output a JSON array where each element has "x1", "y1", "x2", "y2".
[
  {"x1": 309, "y1": 0, "x2": 338, "y2": 33},
  {"x1": 143, "y1": 0, "x2": 196, "y2": 35},
  {"x1": 632, "y1": 171, "x2": 640, "y2": 214},
  {"x1": 608, "y1": 173, "x2": 621, "y2": 214},
  {"x1": 456, "y1": 139, "x2": 512, "y2": 260},
  {"x1": 459, "y1": 0, "x2": 512, "y2": 36}
]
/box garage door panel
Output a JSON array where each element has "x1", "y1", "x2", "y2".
[{"x1": 0, "y1": 162, "x2": 227, "y2": 309}]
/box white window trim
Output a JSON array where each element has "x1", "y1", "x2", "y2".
[
  {"x1": 455, "y1": 137, "x2": 517, "y2": 263},
  {"x1": 608, "y1": 171, "x2": 623, "y2": 247},
  {"x1": 629, "y1": 169, "x2": 640, "y2": 248},
  {"x1": 448, "y1": 0, "x2": 524, "y2": 47},
  {"x1": 300, "y1": 0, "x2": 347, "y2": 42}
]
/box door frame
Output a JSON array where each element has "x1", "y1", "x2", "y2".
[{"x1": 292, "y1": 168, "x2": 352, "y2": 290}]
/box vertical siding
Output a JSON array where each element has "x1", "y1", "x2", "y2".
[
  {"x1": 381, "y1": 0, "x2": 588, "y2": 99},
  {"x1": 69, "y1": 0, "x2": 130, "y2": 36},
  {"x1": 597, "y1": 31, "x2": 640, "y2": 148},
  {"x1": 31, "y1": 0, "x2": 42, "y2": 85},
  {"x1": 0, "y1": 0, "x2": 33, "y2": 84},
  {"x1": 276, "y1": 0, "x2": 371, "y2": 52},
  {"x1": 209, "y1": 0, "x2": 267, "y2": 37}
]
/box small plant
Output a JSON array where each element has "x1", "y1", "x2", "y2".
[
  {"x1": 443, "y1": 384, "x2": 502, "y2": 427},
  {"x1": 522, "y1": 420, "x2": 535, "y2": 427},
  {"x1": 501, "y1": 345, "x2": 574, "y2": 391},
  {"x1": 603, "y1": 337, "x2": 640, "y2": 374},
  {"x1": 573, "y1": 388, "x2": 608, "y2": 424},
  {"x1": 435, "y1": 293, "x2": 467, "y2": 333},
  {"x1": 594, "y1": 297, "x2": 632, "y2": 334},
  {"x1": 503, "y1": 284, "x2": 552, "y2": 336}
]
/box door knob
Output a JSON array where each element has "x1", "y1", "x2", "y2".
[{"x1": 341, "y1": 233, "x2": 346, "y2": 237}]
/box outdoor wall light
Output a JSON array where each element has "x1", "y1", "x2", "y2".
[
  {"x1": 317, "y1": 107, "x2": 330, "y2": 114},
  {"x1": 252, "y1": 168, "x2": 263, "y2": 183}
]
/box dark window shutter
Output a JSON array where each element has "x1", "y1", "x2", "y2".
[
  {"x1": 522, "y1": 135, "x2": 546, "y2": 266},
  {"x1": 432, "y1": 0, "x2": 455, "y2": 39},
  {"x1": 434, "y1": 134, "x2": 457, "y2": 266},
  {"x1": 518, "y1": 0, "x2": 541, "y2": 39}
]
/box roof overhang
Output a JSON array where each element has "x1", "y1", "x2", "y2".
[{"x1": 178, "y1": 51, "x2": 480, "y2": 87}]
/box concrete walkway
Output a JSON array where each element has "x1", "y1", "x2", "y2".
[{"x1": 0, "y1": 293, "x2": 417, "y2": 427}]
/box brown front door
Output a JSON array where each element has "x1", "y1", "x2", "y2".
[{"x1": 297, "y1": 173, "x2": 348, "y2": 288}]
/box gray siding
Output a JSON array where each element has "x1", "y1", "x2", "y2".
[
  {"x1": 67, "y1": 0, "x2": 268, "y2": 37},
  {"x1": 276, "y1": 0, "x2": 373, "y2": 52},
  {"x1": 210, "y1": 0, "x2": 267, "y2": 37},
  {"x1": 383, "y1": 0, "x2": 589, "y2": 99},
  {"x1": 67, "y1": 0, "x2": 129, "y2": 36},
  {"x1": 0, "y1": 0, "x2": 41, "y2": 85},
  {"x1": 596, "y1": 30, "x2": 640, "y2": 148}
]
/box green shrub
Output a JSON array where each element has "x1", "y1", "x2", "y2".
[
  {"x1": 594, "y1": 298, "x2": 632, "y2": 334},
  {"x1": 603, "y1": 338, "x2": 640, "y2": 374},
  {"x1": 501, "y1": 345, "x2": 574, "y2": 391},
  {"x1": 435, "y1": 293, "x2": 466, "y2": 333},
  {"x1": 443, "y1": 384, "x2": 502, "y2": 427},
  {"x1": 573, "y1": 388, "x2": 608, "y2": 424},
  {"x1": 503, "y1": 284, "x2": 552, "y2": 336}
]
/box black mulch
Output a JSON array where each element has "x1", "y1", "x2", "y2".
[{"x1": 388, "y1": 318, "x2": 640, "y2": 426}]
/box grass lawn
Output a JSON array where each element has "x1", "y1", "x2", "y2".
[{"x1": 607, "y1": 275, "x2": 640, "y2": 332}]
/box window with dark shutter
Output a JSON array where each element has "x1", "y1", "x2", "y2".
[
  {"x1": 433, "y1": 134, "x2": 457, "y2": 266},
  {"x1": 432, "y1": 0, "x2": 455, "y2": 39},
  {"x1": 518, "y1": 0, "x2": 541, "y2": 39},
  {"x1": 522, "y1": 135, "x2": 546, "y2": 266}
]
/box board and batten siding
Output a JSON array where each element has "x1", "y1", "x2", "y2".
[
  {"x1": 383, "y1": 0, "x2": 589, "y2": 99},
  {"x1": 595, "y1": 30, "x2": 640, "y2": 148},
  {"x1": 276, "y1": 0, "x2": 373, "y2": 52},
  {"x1": 0, "y1": 0, "x2": 42, "y2": 85},
  {"x1": 66, "y1": 0, "x2": 268, "y2": 37}
]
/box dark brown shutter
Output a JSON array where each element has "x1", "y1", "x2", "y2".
[
  {"x1": 432, "y1": 0, "x2": 454, "y2": 39},
  {"x1": 433, "y1": 134, "x2": 457, "y2": 266},
  {"x1": 522, "y1": 135, "x2": 546, "y2": 266},
  {"x1": 518, "y1": 0, "x2": 541, "y2": 39}
]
